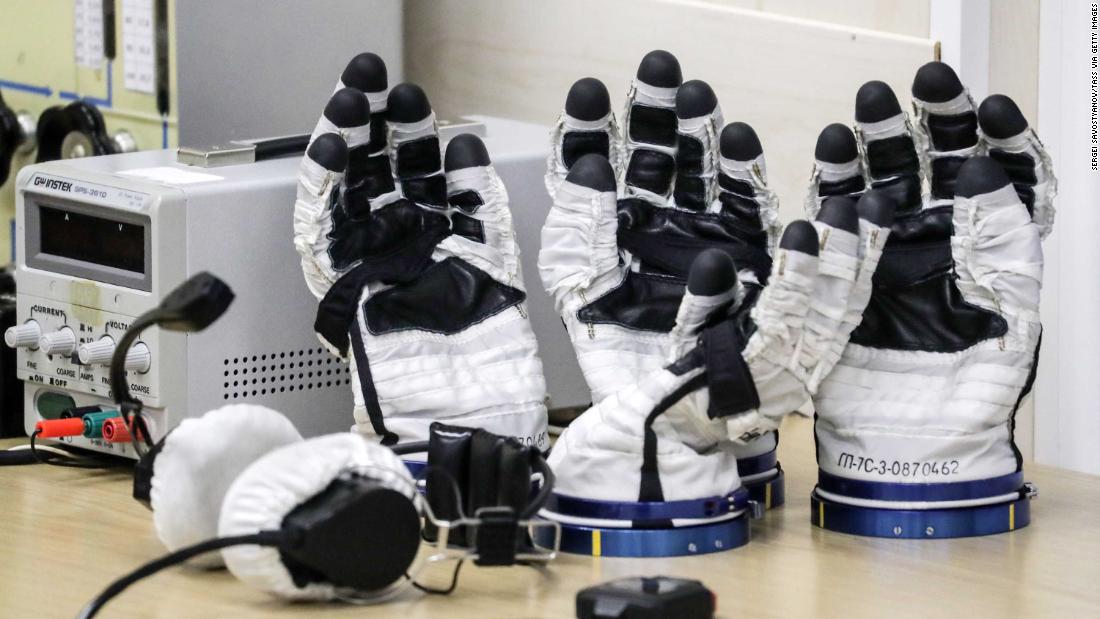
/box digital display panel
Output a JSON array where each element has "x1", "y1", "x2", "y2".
[{"x1": 39, "y1": 205, "x2": 146, "y2": 274}]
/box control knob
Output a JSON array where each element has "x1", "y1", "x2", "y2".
[
  {"x1": 123, "y1": 342, "x2": 151, "y2": 373},
  {"x1": 77, "y1": 336, "x2": 115, "y2": 365},
  {"x1": 77, "y1": 336, "x2": 151, "y2": 372},
  {"x1": 39, "y1": 327, "x2": 76, "y2": 356},
  {"x1": 4, "y1": 320, "x2": 41, "y2": 349}
]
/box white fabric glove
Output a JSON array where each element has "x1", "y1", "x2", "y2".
[
  {"x1": 293, "y1": 54, "x2": 548, "y2": 448},
  {"x1": 539, "y1": 51, "x2": 782, "y2": 465},
  {"x1": 805, "y1": 62, "x2": 1056, "y2": 509},
  {"x1": 549, "y1": 191, "x2": 894, "y2": 510}
]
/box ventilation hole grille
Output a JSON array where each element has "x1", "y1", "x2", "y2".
[{"x1": 222, "y1": 347, "x2": 351, "y2": 401}]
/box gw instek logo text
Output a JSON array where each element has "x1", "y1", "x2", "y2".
[{"x1": 33, "y1": 176, "x2": 72, "y2": 192}]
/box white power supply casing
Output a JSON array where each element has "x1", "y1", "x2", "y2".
[{"x1": 11, "y1": 116, "x2": 577, "y2": 458}]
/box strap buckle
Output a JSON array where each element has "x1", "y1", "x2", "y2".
[{"x1": 1022, "y1": 482, "x2": 1039, "y2": 499}]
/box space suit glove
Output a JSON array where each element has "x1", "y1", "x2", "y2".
[
  {"x1": 293, "y1": 53, "x2": 548, "y2": 448},
  {"x1": 549, "y1": 190, "x2": 894, "y2": 506},
  {"x1": 539, "y1": 50, "x2": 782, "y2": 465},
  {"x1": 805, "y1": 62, "x2": 1055, "y2": 509}
]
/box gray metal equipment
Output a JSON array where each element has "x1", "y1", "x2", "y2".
[
  {"x1": 10, "y1": 116, "x2": 587, "y2": 459},
  {"x1": 174, "y1": 1, "x2": 405, "y2": 146}
]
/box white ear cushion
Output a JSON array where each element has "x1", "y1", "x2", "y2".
[
  {"x1": 149, "y1": 404, "x2": 302, "y2": 568},
  {"x1": 218, "y1": 433, "x2": 415, "y2": 600}
]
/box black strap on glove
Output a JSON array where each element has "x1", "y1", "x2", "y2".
[{"x1": 702, "y1": 320, "x2": 760, "y2": 420}]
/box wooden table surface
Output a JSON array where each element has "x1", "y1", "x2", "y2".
[{"x1": 1, "y1": 414, "x2": 1097, "y2": 618}]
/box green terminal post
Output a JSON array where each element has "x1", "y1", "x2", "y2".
[{"x1": 82, "y1": 411, "x2": 123, "y2": 439}]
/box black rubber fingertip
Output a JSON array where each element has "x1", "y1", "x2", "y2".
[
  {"x1": 636, "y1": 50, "x2": 682, "y2": 88},
  {"x1": 816, "y1": 196, "x2": 859, "y2": 233},
  {"x1": 565, "y1": 78, "x2": 611, "y2": 121},
  {"x1": 687, "y1": 249, "x2": 737, "y2": 295},
  {"x1": 855, "y1": 190, "x2": 896, "y2": 227},
  {"x1": 341, "y1": 52, "x2": 388, "y2": 93},
  {"x1": 911, "y1": 61, "x2": 964, "y2": 103},
  {"x1": 307, "y1": 133, "x2": 348, "y2": 172},
  {"x1": 779, "y1": 220, "x2": 819, "y2": 256},
  {"x1": 566, "y1": 154, "x2": 616, "y2": 192},
  {"x1": 323, "y1": 88, "x2": 369, "y2": 128},
  {"x1": 855, "y1": 80, "x2": 902, "y2": 123},
  {"x1": 978, "y1": 94, "x2": 1029, "y2": 140},
  {"x1": 676, "y1": 80, "x2": 718, "y2": 119},
  {"x1": 955, "y1": 156, "x2": 1011, "y2": 198},
  {"x1": 444, "y1": 133, "x2": 491, "y2": 171},
  {"x1": 720, "y1": 122, "x2": 763, "y2": 160},
  {"x1": 387, "y1": 83, "x2": 432, "y2": 123},
  {"x1": 814, "y1": 123, "x2": 858, "y2": 163}
]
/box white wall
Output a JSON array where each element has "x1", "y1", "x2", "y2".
[{"x1": 1035, "y1": 0, "x2": 1100, "y2": 474}]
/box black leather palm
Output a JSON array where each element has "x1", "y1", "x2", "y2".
[
  {"x1": 327, "y1": 197, "x2": 448, "y2": 272},
  {"x1": 579, "y1": 199, "x2": 770, "y2": 333},
  {"x1": 578, "y1": 271, "x2": 685, "y2": 332},
  {"x1": 364, "y1": 257, "x2": 525, "y2": 336},
  {"x1": 314, "y1": 222, "x2": 450, "y2": 356},
  {"x1": 618, "y1": 199, "x2": 770, "y2": 280},
  {"x1": 849, "y1": 209, "x2": 1007, "y2": 352}
]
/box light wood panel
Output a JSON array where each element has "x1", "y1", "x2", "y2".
[
  {"x1": 405, "y1": 0, "x2": 936, "y2": 224},
  {"x1": 711, "y1": 0, "x2": 930, "y2": 37},
  {"x1": 0, "y1": 414, "x2": 1097, "y2": 618}
]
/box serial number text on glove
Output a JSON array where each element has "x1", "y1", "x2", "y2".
[{"x1": 836, "y1": 452, "x2": 961, "y2": 478}]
